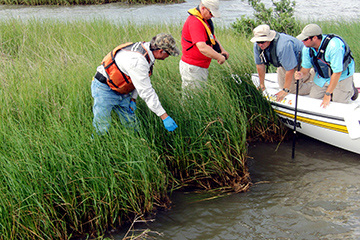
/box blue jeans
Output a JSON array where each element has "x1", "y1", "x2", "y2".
[{"x1": 91, "y1": 78, "x2": 138, "y2": 135}]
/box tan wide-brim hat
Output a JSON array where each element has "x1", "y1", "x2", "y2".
[{"x1": 250, "y1": 24, "x2": 276, "y2": 43}]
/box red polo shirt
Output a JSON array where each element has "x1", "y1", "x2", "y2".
[{"x1": 181, "y1": 15, "x2": 213, "y2": 69}]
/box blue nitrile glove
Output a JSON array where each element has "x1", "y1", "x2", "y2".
[
  {"x1": 163, "y1": 116, "x2": 178, "y2": 132},
  {"x1": 129, "y1": 100, "x2": 136, "y2": 114}
]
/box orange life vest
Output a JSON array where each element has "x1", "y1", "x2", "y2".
[{"x1": 101, "y1": 42, "x2": 152, "y2": 94}]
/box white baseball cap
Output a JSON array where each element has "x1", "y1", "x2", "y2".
[{"x1": 201, "y1": 0, "x2": 220, "y2": 18}]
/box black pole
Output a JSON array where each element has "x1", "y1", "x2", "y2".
[{"x1": 292, "y1": 51, "x2": 301, "y2": 159}]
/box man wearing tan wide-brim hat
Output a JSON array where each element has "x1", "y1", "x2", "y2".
[{"x1": 251, "y1": 24, "x2": 314, "y2": 102}]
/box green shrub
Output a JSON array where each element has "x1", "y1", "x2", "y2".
[{"x1": 231, "y1": 0, "x2": 301, "y2": 37}]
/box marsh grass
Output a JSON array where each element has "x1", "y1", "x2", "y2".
[{"x1": 1, "y1": 19, "x2": 357, "y2": 239}]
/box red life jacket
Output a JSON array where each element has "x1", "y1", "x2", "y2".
[{"x1": 102, "y1": 42, "x2": 152, "y2": 94}]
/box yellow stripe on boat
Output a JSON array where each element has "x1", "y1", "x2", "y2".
[{"x1": 275, "y1": 110, "x2": 348, "y2": 134}]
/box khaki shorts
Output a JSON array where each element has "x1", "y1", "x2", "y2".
[
  {"x1": 179, "y1": 60, "x2": 209, "y2": 90},
  {"x1": 310, "y1": 75, "x2": 354, "y2": 103},
  {"x1": 277, "y1": 67, "x2": 314, "y2": 95}
]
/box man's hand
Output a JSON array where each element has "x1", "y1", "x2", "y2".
[
  {"x1": 258, "y1": 84, "x2": 266, "y2": 91},
  {"x1": 221, "y1": 51, "x2": 229, "y2": 60},
  {"x1": 275, "y1": 90, "x2": 288, "y2": 102},
  {"x1": 217, "y1": 54, "x2": 226, "y2": 65},
  {"x1": 163, "y1": 116, "x2": 178, "y2": 132},
  {"x1": 320, "y1": 94, "x2": 331, "y2": 108},
  {"x1": 294, "y1": 71, "x2": 303, "y2": 80},
  {"x1": 129, "y1": 99, "x2": 136, "y2": 114}
]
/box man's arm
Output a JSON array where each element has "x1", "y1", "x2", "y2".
[
  {"x1": 256, "y1": 64, "x2": 266, "y2": 90},
  {"x1": 215, "y1": 39, "x2": 229, "y2": 60},
  {"x1": 320, "y1": 71, "x2": 342, "y2": 108},
  {"x1": 126, "y1": 56, "x2": 177, "y2": 131},
  {"x1": 123, "y1": 54, "x2": 166, "y2": 117},
  {"x1": 294, "y1": 67, "x2": 311, "y2": 81},
  {"x1": 160, "y1": 113, "x2": 169, "y2": 120},
  {"x1": 284, "y1": 68, "x2": 295, "y2": 90},
  {"x1": 275, "y1": 68, "x2": 295, "y2": 102},
  {"x1": 196, "y1": 41, "x2": 226, "y2": 64}
]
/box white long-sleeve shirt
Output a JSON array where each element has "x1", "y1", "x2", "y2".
[{"x1": 96, "y1": 42, "x2": 166, "y2": 117}]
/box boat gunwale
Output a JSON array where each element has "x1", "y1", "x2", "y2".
[{"x1": 270, "y1": 101, "x2": 344, "y2": 122}]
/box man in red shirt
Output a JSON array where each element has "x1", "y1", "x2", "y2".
[{"x1": 180, "y1": 0, "x2": 229, "y2": 92}]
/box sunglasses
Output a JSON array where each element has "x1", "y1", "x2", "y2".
[
  {"x1": 256, "y1": 41, "x2": 266, "y2": 44},
  {"x1": 303, "y1": 36, "x2": 313, "y2": 42},
  {"x1": 205, "y1": 7, "x2": 213, "y2": 17}
]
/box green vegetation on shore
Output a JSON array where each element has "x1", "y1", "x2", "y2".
[
  {"x1": 0, "y1": 0, "x2": 184, "y2": 5},
  {"x1": 0, "y1": 18, "x2": 359, "y2": 239}
]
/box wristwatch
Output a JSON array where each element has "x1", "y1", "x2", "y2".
[
  {"x1": 325, "y1": 92, "x2": 331, "y2": 96},
  {"x1": 283, "y1": 88, "x2": 290, "y2": 93}
]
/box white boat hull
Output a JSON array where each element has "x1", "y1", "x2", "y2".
[{"x1": 251, "y1": 73, "x2": 360, "y2": 154}]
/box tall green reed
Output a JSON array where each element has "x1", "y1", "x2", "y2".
[{"x1": 0, "y1": 20, "x2": 174, "y2": 239}]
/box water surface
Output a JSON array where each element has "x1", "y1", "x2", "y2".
[
  {"x1": 0, "y1": 0, "x2": 359, "y2": 26},
  {"x1": 115, "y1": 135, "x2": 360, "y2": 239}
]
